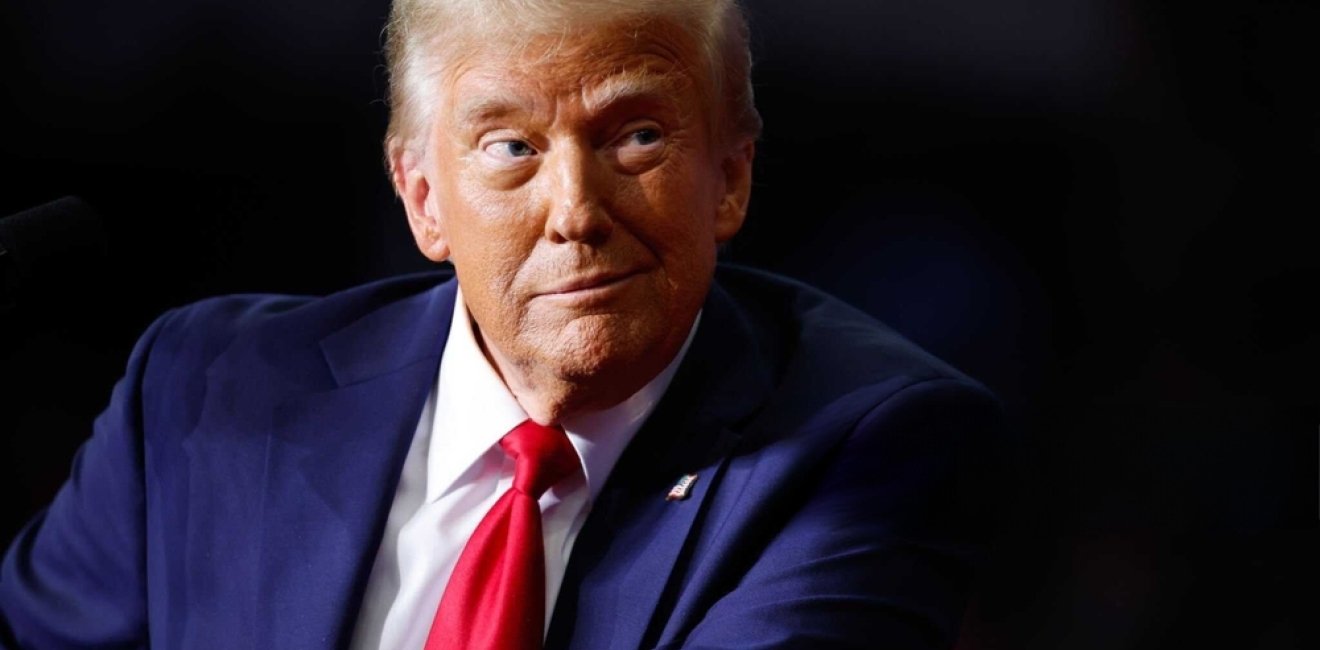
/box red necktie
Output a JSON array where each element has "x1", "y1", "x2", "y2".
[{"x1": 425, "y1": 420, "x2": 579, "y2": 650}]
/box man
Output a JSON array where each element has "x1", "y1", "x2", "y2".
[{"x1": 0, "y1": 1, "x2": 1007, "y2": 648}]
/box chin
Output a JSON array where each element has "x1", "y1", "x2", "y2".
[{"x1": 546, "y1": 315, "x2": 668, "y2": 392}]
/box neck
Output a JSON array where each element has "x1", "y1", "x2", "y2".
[{"x1": 472, "y1": 325, "x2": 648, "y2": 426}]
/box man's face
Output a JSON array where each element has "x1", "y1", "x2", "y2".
[{"x1": 395, "y1": 18, "x2": 753, "y2": 416}]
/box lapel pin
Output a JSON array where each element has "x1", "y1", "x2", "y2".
[{"x1": 666, "y1": 473, "x2": 699, "y2": 501}]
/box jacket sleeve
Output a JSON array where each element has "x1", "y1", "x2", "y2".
[
  {"x1": 0, "y1": 309, "x2": 179, "y2": 649},
  {"x1": 674, "y1": 378, "x2": 1011, "y2": 650}
]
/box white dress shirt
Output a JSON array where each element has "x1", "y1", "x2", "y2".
[{"x1": 350, "y1": 288, "x2": 697, "y2": 650}]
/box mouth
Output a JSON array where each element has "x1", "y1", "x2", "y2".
[{"x1": 539, "y1": 268, "x2": 644, "y2": 300}]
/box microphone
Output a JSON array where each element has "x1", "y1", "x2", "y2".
[{"x1": 0, "y1": 196, "x2": 108, "y2": 309}]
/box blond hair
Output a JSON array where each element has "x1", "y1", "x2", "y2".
[{"x1": 382, "y1": 0, "x2": 760, "y2": 159}]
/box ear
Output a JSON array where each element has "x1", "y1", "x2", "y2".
[
  {"x1": 713, "y1": 138, "x2": 755, "y2": 243},
  {"x1": 390, "y1": 139, "x2": 451, "y2": 262}
]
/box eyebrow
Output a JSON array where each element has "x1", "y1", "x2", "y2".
[
  {"x1": 454, "y1": 94, "x2": 537, "y2": 126},
  {"x1": 452, "y1": 70, "x2": 687, "y2": 127},
  {"x1": 582, "y1": 71, "x2": 685, "y2": 114}
]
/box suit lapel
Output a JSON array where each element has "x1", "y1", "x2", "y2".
[
  {"x1": 247, "y1": 279, "x2": 457, "y2": 649},
  {"x1": 547, "y1": 282, "x2": 774, "y2": 650}
]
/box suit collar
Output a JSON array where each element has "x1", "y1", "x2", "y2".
[{"x1": 318, "y1": 277, "x2": 457, "y2": 387}]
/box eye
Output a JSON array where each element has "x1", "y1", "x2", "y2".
[
  {"x1": 614, "y1": 126, "x2": 665, "y2": 172},
  {"x1": 483, "y1": 139, "x2": 537, "y2": 159},
  {"x1": 623, "y1": 128, "x2": 662, "y2": 148}
]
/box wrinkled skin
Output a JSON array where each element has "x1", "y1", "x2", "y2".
[{"x1": 392, "y1": 18, "x2": 755, "y2": 424}]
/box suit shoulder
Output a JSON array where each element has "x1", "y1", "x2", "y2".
[
  {"x1": 714, "y1": 264, "x2": 987, "y2": 399},
  {"x1": 713, "y1": 264, "x2": 1011, "y2": 532},
  {"x1": 130, "y1": 271, "x2": 451, "y2": 411},
  {"x1": 120, "y1": 271, "x2": 452, "y2": 445},
  {"x1": 146, "y1": 271, "x2": 451, "y2": 366}
]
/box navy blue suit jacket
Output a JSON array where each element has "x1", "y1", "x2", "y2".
[{"x1": 1, "y1": 265, "x2": 1007, "y2": 649}]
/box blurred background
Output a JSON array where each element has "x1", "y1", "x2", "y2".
[{"x1": 1, "y1": 0, "x2": 1314, "y2": 647}]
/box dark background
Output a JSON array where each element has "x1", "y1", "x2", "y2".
[{"x1": 1, "y1": 0, "x2": 1314, "y2": 647}]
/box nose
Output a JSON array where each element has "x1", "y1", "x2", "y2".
[{"x1": 543, "y1": 142, "x2": 613, "y2": 245}]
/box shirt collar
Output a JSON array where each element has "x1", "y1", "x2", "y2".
[{"x1": 426, "y1": 287, "x2": 699, "y2": 505}]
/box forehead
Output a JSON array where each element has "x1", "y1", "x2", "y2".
[{"x1": 436, "y1": 18, "x2": 710, "y2": 121}]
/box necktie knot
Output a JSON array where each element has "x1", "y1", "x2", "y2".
[{"x1": 500, "y1": 420, "x2": 578, "y2": 498}]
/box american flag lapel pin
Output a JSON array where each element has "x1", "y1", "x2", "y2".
[{"x1": 666, "y1": 473, "x2": 699, "y2": 501}]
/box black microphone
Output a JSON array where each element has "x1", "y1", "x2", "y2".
[{"x1": 0, "y1": 196, "x2": 108, "y2": 309}]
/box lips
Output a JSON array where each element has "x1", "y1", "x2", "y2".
[{"x1": 541, "y1": 268, "x2": 642, "y2": 296}]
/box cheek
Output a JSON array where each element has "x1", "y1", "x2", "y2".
[
  {"x1": 636, "y1": 168, "x2": 720, "y2": 256},
  {"x1": 443, "y1": 178, "x2": 537, "y2": 298}
]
